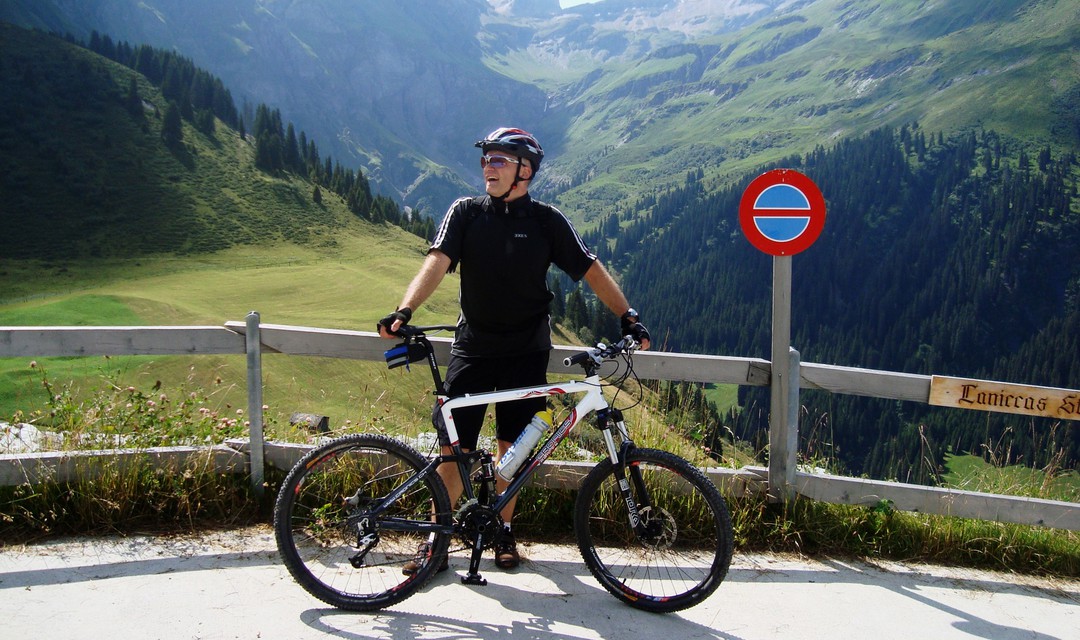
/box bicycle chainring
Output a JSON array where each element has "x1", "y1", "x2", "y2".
[{"x1": 455, "y1": 499, "x2": 504, "y2": 550}]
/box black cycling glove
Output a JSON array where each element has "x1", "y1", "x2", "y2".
[
  {"x1": 378, "y1": 307, "x2": 412, "y2": 335},
  {"x1": 620, "y1": 308, "x2": 650, "y2": 345}
]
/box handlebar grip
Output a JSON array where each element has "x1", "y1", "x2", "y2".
[
  {"x1": 563, "y1": 351, "x2": 592, "y2": 367},
  {"x1": 386, "y1": 323, "x2": 457, "y2": 338}
]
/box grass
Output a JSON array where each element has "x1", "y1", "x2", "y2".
[
  {"x1": 2, "y1": 245, "x2": 1076, "y2": 576},
  {"x1": 943, "y1": 452, "x2": 1080, "y2": 503},
  {"x1": 1, "y1": 171, "x2": 1075, "y2": 576},
  {"x1": 3, "y1": 355, "x2": 1077, "y2": 578},
  {"x1": 728, "y1": 495, "x2": 1079, "y2": 577},
  {"x1": 0, "y1": 223, "x2": 458, "y2": 425}
]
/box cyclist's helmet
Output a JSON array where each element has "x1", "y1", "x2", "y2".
[{"x1": 475, "y1": 127, "x2": 544, "y2": 173}]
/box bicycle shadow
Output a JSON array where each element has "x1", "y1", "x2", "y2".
[
  {"x1": 299, "y1": 550, "x2": 746, "y2": 640},
  {"x1": 5, "y1": 534, "x2": 1071, "y2": 640},
  {"x1": 297, "y1": 550, "x2": 1076, "y2": 640}
]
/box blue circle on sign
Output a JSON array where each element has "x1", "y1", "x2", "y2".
[{"x1": 754, "y1": 184, "x2": 811, "y2": 242}]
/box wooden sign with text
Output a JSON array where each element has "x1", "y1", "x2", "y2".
[{"x1": 929, "y1": 375, "x2": 1080, "y2": 421}]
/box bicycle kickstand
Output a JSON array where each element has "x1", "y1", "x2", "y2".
[{"x1": 462, "y1": 539, "x2": 488, "y2": 586}]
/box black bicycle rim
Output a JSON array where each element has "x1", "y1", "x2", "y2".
[{"x1": 273, "y1": 434, "x2": 451, "y2": 611}]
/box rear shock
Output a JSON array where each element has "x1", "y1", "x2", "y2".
[{"x1": 475, "y1": 450, "x2": 497, "y2": 506}]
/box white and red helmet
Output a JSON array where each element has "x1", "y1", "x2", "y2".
[{"x1": 475, "y1": 127, "x2": 544, "y2": 172}]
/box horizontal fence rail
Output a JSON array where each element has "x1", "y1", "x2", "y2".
[{"x1": 1, "y1": 320, "x2": 1077, "y2": 531}]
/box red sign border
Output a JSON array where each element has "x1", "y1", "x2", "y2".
[{"x1": 738, "y1": 169, "x2": 826, "y2": 256}]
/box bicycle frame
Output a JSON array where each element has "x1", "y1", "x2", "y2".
[
  {"x1": 436, "y1": 375, "x2": 628, "y2": 514},
  {"x1": 368, "y1": 328, "x2": 650, "y2": 586},
  {"x1": 367, "y1": 376, "x2": 629, "y2": 534}
]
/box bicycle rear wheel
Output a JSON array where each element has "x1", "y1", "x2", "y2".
[
  {"x1": 574, "y1": 447, "x2": 733, "y2": 613},
  {"x1": 274, "y1": 434, "x2": 452, "y2": 611}
]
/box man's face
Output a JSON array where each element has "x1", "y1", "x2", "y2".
[{"x1": 481, "y1": 152, "x2": 531, "y2": 198}]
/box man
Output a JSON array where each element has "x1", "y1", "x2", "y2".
[{"x1": 379, "y1": 127, "x2": 649, "y2": 572}]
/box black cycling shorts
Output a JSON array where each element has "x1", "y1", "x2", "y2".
[{"x1": 434, "y1": 350, "x2": 549, "y2": 450}]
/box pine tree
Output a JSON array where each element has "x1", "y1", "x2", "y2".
[
  {"x1": 285, "y1": 124, "x2": 300, "y2": 172},
  {"x1": 161, "y1": 101, "x2": 183, "y2": 146},
  {"x1": 125, "y1": 76, "x2": 142, "y2": 119},
  {"x1": 566, "y1": 288, "x2": 589, "y2": 331}
]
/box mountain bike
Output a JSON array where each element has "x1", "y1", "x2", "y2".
[{"x1": 274, "y1": 324, "x2": 733, "y2": 613}]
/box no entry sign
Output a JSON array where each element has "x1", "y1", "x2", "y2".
[{"x1": 739, "y1": 169, "x2": 826, "y2": 256}]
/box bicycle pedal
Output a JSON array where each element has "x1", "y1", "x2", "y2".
[{"x1": 461, "y1": 572, "x2": 488, "y2": 586}]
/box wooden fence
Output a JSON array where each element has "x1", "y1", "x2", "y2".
[{"x1": 1, "y1": 313, "x2": 1077, "y2": 531}]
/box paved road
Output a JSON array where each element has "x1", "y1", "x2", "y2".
[{"x1": 1, "y1": 525, "x2": 1077, "y2": 640}]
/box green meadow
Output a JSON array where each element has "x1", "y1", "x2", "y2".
[{"x1": 0, "y1": 228, "x2": 463, "y2": 433}]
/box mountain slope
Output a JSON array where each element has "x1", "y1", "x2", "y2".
[
  {"x1": 0, "y1": 23, "x2": 407, "y2": 260},
  {"x1": 4, "y1": 0, "x2": 1077, "y2": 218},
  {"x1": 0, "y1": 25, "x2": 456, "y2": 423},
  {"x1": 0, "y1": 0, "x2": 548, "y2": 216},
  {"x1": 536, "y1": 0, "x2": 1079, "y2": 216},
  {"x1": 611, "y1": 124, "x2": 1080, "y2": 480}
]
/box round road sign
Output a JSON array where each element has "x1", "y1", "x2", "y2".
[{"x1": 738, "y1": 169, "x2": 826, "y2": 256}]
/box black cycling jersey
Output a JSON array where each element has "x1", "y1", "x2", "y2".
[{"x1": 430, "y1": 194, "x2": 596, "y2": 357}]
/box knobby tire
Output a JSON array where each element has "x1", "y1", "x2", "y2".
[
  {"x1": 574, "y1": 448, "x2": 734, "y2": 613},
  {"x1": 273, "y1": 434, "x2": 452, "y2": 611}
]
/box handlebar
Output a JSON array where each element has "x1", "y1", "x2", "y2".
[
  {"x1": 389, "y1": 323, "x2": 458, "y2": 338},
  {"x1": 385, "y1": 325, "x2": 640, "y2": 406},
  {"x1": 387, "y1": 324, "x2": 636, "y2": 374},
  {"x1": 562, "y1": 337, "x2": 638, "y2": 369}
]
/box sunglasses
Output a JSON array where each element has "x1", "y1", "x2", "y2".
[{"x1": 480, "y1": 154, "x2": 521, "y2": 169}]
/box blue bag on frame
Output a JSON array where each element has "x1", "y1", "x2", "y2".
[{"x1": 384, "y1": 342, "x2": 428, "y2": 370}]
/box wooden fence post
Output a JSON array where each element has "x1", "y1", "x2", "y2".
[
  {"x1": 768, "y1": 256, "x2": 799, "y2": 501},
  {"x1": 245, "y1": 311, "x2": 265, "y2": 498},
  {"x1": 783, "y1": 348, "x2": 801, "y2": 495}
]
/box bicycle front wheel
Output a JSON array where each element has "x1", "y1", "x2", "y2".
[
  {"x1": 574, "y1": 448, "x2": 733, "y2": 613},
  {"x1": 274, "y1": 434, "x2": 452, "y2": 611}
]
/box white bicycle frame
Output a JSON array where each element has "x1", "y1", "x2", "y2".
[{"x1": 436, "y1": 372, "x2": 630, "y2": 498}]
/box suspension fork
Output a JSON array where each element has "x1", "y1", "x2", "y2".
[{"x1": 596, "y1": 408, "x2": 655, "y2": 538}]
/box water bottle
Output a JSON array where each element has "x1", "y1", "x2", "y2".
[{"x1": 495, "y1": 410, "x2": 552, "y2": 482}]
